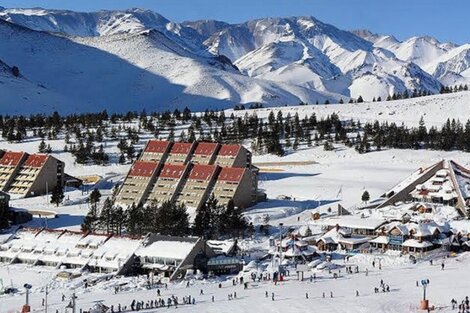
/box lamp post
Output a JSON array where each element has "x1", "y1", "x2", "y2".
[{"x1": 278, "y1": 223, "x2": 284, "y2": 274}]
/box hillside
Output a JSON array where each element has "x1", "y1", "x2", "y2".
[
  {"x1": 0, "y1": 18, "x2": 338, "y2": 114},
  {"x1": 229, "y1": 91, "x2": 470, "y2": 128}
]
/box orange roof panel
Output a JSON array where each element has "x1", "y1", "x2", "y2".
[
  {"x1": 218, "y1": 144, "x2": 241, "y2": 157},
  {"x1": 170, "y1": 142, "x2": 193, "y2": 155},
  {"x1": 194, "y1": 142, "x2": 219, "y2": 156},
  {"x1": 188, "y1": 164, "x2": 218, "y2": 180},
  {"x1": 129, "y1": 161, "x2": 158, "y2": 177},
  {"x1": 217, "y1": 167, "x2": 245, "y2": 182},
  {"x1": 144, "y1": 140, "x2": 171, "y2": 153},
  {"x1": 159, "y1": 164, "x2": 186, "y2": 179},
  {"x1": 0, "y1": 151, "x2": 25, "y2": 167},
  {"x1": 24, "y1": 154, "x2": 48, "y2": 168}
]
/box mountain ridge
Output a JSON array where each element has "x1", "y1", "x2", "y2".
[{"x1": 0, "y1": 7, "x2": 469, "y2": 113}]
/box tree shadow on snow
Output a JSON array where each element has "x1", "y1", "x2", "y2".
[
  {"x1": 245, "y1": 198, "x2": 339, "y2": 213},
  {"x1": 259, "y1": 172, "x2": 320, "y2": 181},
  {"x1": 26, "y1": 214, "x2": 85, "y2": 229}
]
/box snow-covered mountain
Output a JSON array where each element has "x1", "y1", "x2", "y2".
[{"x1": 0, "y1": 7, "x2": 468, "y2": 114}]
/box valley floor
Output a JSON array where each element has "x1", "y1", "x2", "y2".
[{"x1": 1, "y1": 145, "x2": 470, "y2": 312}]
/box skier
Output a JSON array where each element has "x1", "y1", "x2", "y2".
[
  {"x1": 356, "y1": 290, "x2": 359, "y2": 297},
  {"x1": 200, "y1": 289, "x2": 204, "y2": 295},
  {"x1": 441, "y1": 262, "x2": 445, "y2": 270},
  {"x1": 272, "y1": 292, "x2": 275, "y2": 301},
  {"x1": 330, "y1": 291, "x2": 333, "y2": 298},
  {"x1": 212, "y1": 296, "x2": 214, "y2": 302},
  {"x1": 306, "y1": 292, "x2": 309, "y2": 299}
]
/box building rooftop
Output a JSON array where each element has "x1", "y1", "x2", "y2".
[
  {"x1": 217, "y1": 167, "x2": 245, "y2": 182},
  {"x1": 23, "y1": 154, "x2": 48, "y2": 168},
  {"x1": 321, "y1": 216, "x2": 387, "y2": 230},
  {"x1": 136, "y1": 239, "x2": 198, "y2": 260},
  {"x1": 0, "y1": 151, "x2": 25, "y2": 167},
  {"x1": 144, "y1": 140, "x2": 171, "y2": 153},
  {"x1": 188, "y1": 164, "x2": 218, "y2": 180},
  {"x1": 194, "y1": 142, "x2": 219, "y2": 156},
  {"x1": 159, "y1": 164, "x2": 186, "y2": 179},
  {"x1": 129, "y1": 161, "x2": 158, "y2": 178},
  {"x1": 170, "y1": 142, "x2": 193, "y2": 154},
  {"x1": 218, "y1": 144, "x2": 241, "y2": 157}
]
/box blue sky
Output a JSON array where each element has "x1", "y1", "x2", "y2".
[{"x1": 5, "y1": 0, "x2": 470, "y2": 44}]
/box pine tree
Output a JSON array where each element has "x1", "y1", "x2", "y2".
[
  {"x1": 99, "y1": 198, "x2": 113, "y2": 233},
  {"x1": 304, "y1": 226, "x2": 312, "y2": 237},
  {"x1": 155, "y1": 201, "x2": 190, "y2": 236},
  {"x1": 38, "y1": 139, "x2": 47, "y2": 153},
  {"x1": 223, "y1": 199, "x2": 248, "y2": 238},
  {"x1": 81, "y1": 204, "x2": 100, "y2": 233},
  {"x1": 118, "y1": 153, "x2": 126, "y2": 164},
  {"x1": 126, "y1": 203, "x2": 144, "y2": 236},
  {"x1": 50, "y1": 185, "x2": 64, "y2": 207},
  {"x1": 89, "y1": 188, "x2": 101, "y2": 207},
  {"x1": 361, "y1": 190, "x2": 370, "y2": 203}
]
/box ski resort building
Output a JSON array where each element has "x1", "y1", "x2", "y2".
[
  {"x1": 214, "y1": 144, "x2": 251, "y2": 168},
  {"x1": 190, "y1": 142, "x2": 220, "y2": 165},
  {"x1": 144, "y1": 163, "x2": 189, "y2": 204},
  {"x1": 319, "y1": 216, "x2": 387, "y2": 236},
  {"x1": 165, "y1": 142, "x2": 195, "y2": 164},
  {"x1": 212, "y1": 167, "x2": 257, "y2": 208},
  {"x1": 377, "y1": 159, "x2": 470, "y2": 215},
  {"x1": 140, "y1": 140, "x2": 171, "y2": 163},
  {"x1": 0, "y1": 151, "x2": 64, "y2": 197},
  {"x1": 176, "y1": 164, "x2": 219, "y2": 211},
  {"x1": 115, "y1": 140, "x2": 259, "y2": 210},
  {"x1": 370, "y1": 221, "x2": 451, "y2": 254},
  {"x1": 7, "y1": 154, "x2": 64, "y2": 197},
  {"x1": 135, "y1": 234, "x2": 216, "y2": 280},
  {"x1": 0, "y1": 228, "x2": 216, "y2": 280},
  {"x1": 0, "y1": 151, "x2": 27, "y2": 192},
  {"x1": 115, "y1": 161, "x2": 160, "y2": 207}
]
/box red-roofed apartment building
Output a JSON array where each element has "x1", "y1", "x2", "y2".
[
  {"x1": 140, "y1": 140, "x2": 172, "y2": 163},
  {"x1": 8, "y1": 154, "x2": 65, "y2": 197},
  {"x1": 0, "y1": 150, "x2": 65, "y2": 197},
  {"x1": 165, "y1": 142, "x2": 195, "y2": 165},
  {"x1": 191, "y1": 142, "x2": 220, "y2": 165},
  {"x1": 145, "y1": 163, "x2": 190, "y2": 204},
  {"x1": 176, "y1": 164, "x2": 220, "y2": 211},
  {"x1": 115, "y1": 140, "x2": 260, "y2": 210},
  {"x1": 115, "y1": 161, "x2": 160, "y2": 206},
  {"x1": 211, "y1": 167, "x2": 257, "y2": 208},
  {"x1": 0, "y1": 151, "x2": 28, "y2": 191},
  {"x1": 214, "y1": 144, "x2": 252, "y2": 168}
]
